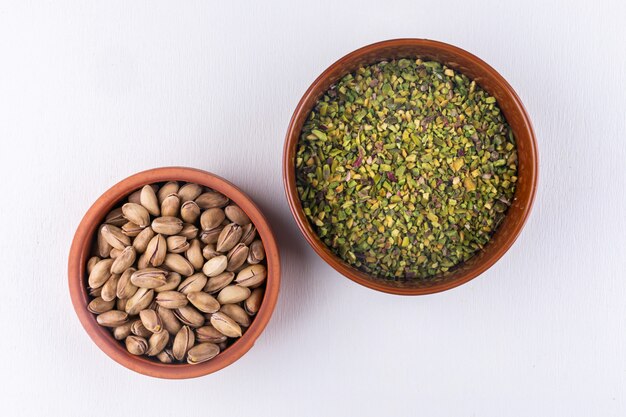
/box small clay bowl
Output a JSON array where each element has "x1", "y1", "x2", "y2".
[
  {"x1": 283, "y1": 39, "x2": 538, "y2": 295},
  {"x1": 68, "y1": 167, "x2": 280, "y2": 378}
]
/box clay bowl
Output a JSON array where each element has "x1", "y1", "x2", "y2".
[
  {"x1": 283, "y1": 38, "x2": 538, "y2": 295},
  {"x1": 68, "y1": 167, "x2": 280, "y2": 378}
]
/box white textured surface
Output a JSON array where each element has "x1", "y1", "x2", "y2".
[{"x1": 1, "y1": 1, "x2": 626, "y2": 415}]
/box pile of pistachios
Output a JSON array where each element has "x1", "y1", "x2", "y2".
[
  {"x1": 296, "y1": 59, "x2": 518, "y2": 280},
  {"x1": 86, "y1": 182, "x2": 267, "y2": 364}
]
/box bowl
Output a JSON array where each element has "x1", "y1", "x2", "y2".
[
  {"x1": 68, "y1": 167, "x2": 280, "y2": 378},
  {"x1": 283, "y1": 38, "x2": 538, "y2": 295}
]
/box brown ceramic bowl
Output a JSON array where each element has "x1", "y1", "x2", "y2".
[
  {"x1": 68, "y1": 167, "x2": 280, "y2": 378},
  {"x1": 283, "y1": 39, "x2": 538, "y2": 295}
]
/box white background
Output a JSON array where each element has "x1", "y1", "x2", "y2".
[{"x1": 1, "y1": 1, "x2": 625, "y2": 416}]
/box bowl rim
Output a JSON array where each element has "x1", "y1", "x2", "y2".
[
  {"x1": 282, "y1": 38, "x2": 538, "y2": 295},
  {"x1": 68, "y1": 166, "x2": 280, "y2": 378}
]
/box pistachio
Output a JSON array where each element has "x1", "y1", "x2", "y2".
[
  {"x1": 88, "y1": 258, "x2": 113, "y2": 289},
  {"x1": 200, "y1": 208, "x2": 225, "y2": 231},
  {"x1": 187, "y1": 292, "x2": 220, "y2": 313},
  {"x1": 178, "y1": 183, "x2": 203, "y2": 202},
  {"x1": 132, "y1": 226, "x2": 154, "y2": 253},
  {"x1": 166, "y1": 235, "x2": 189, "y2": 253},
  {"x1": 101, "y1": 273, "x2": 120, "y2": 302},
  {"x1": 145, "y1": 234, "x2": 167, "y2": 266},
  {"x1": 226, "y1": 243, "x2": 249, "y2": 271},
  {"x1": 157, "y1": 349, "x2": 175, "y2": 363},
  {"x1": 178, "y1": 273, "x2": 208, "y2": 295},
  {"x1": 154, "y1": 271, "x2": 182, "y2": 292},
  {"x1": 210, "y1": 312, "x2": 242, "y2": 338},
  {"x1": 185, "y1": 239, "x2": 204, "y2": 271},
  {"x1": 244, "y1": 288, "x2": 264, "y2": 315},
  {"x1": 110, "y1": 246, "x2": 136, "y2": 274},
  {"x1": 146, "y1": 330, "x2": 169, "y2": 356},
  {"x1": 173, "y1": 325, "x2": 195, "y2": 361},
  {"x1": 202, "y1": 244, "x2": 221, "y2": 260},
  {"x1": 157, "y1": 305, "x2": 182, "y2": 335},
  {"x1": 140, "y1": 185, "x2": 160, "y2": 216},
  {"x1": 130, "y1": 268, "x2": 168, "y2": 289},
  {"x1": 125, "y1": 335, "x2": 148, "y2": 355},
  {"x1": 161, "y1": 193, "x2": 180, "y2": 217},
  {"x1": 218, "y1": 341, "x2": 229, "y2": 351},
  {"x1": 97, "y1": 225, "x2": 112, "y2": 258},
  {"x1": 186, "y1": 342, "x2": 220, "y2": 364},
  {"x1": 235, "y1": 264, "x2": 267, "y2": 288},
  {"x1": 195, "y1": 191, "x2": 229, "y2": 209},
  {"x1": 199, "y1": 227, "x2": 223, "y2": 244},
  {"x1": 109, "y1": 248, "x2": 122, "y2": 259},
  {"x1": 87, "y1": 256, "x2": 100, "y2": 275},
  {"x1": 180, "y1": 201, "x2": 200, "y2": 224},
  {"x1": 122, "y1": 203, "x2": 150, "y2": 228},
  {"x1": 239, "y1": 223, "x2": 257, "y2": 246},
  {"x1": 164, "y1": 253, "x2": 194, "y2": 276},
  {"x1": 89, "y1": 286, "x2": 102, "y2": 297},
  {"x1": 224, "y1": 205, "x2": 250, "y2": 225},
  {"x1": 88, "y1": 297, "x2": 115, "y2": 314},
  {"x1": 130, "y1": 319, "x2": 152, "y2": 338},
  {"x1": 220, "y1": 304, "x2": 250, "y2": 327},
  {"x1": 216, "y1": 223, "x2": 242, "y2": 252},
  {"x1": 125, "y1": 288, "x2": 154, "y2": 315},
  {"x1": 105, "y1": 207, "x2": 127, "y2": 227},
  {"x1": 151, "y1": 216, "x2": 183, "y2": 235},
  {"x1": 137, "y1": 252, "x2": 150, "y2": 269},
  {"x1": 100, "y1": 224, "x2": 131, "y2": 250},
  {"x1": 96, "y1": 310, "x2": 128, "y2": 327},
  {"x1": 204, "y1": 272, "x2": 235, "y2": 294},
  {"x1": 157, "y1": 181, "x2": 179, "y2": 204},
  {"x1": 156, "y1": 291, "x2": 188, "y2": 309},
  {"x1": 116, "y1": 297, "x2": 128, "y2": 311},
  {"x1": 217, "y1": 285, "x2": 251, "y2": 304},
  {"x1": 195, "y1": 325, "x2": 228, "y2": 343},
  {"x1": 139, "y1": 309, "x2": 163, "y2": 333},
  {"x1": 202, "y1": 255, "x2": 227, "y2": 277},
  {"x1": 247, "y1": 240, "x2": 265, "y2": 264},
  {"x1": 128, "y1": 189, "x2": 142, "y2": 204},
  {"x1": 113, "y1": 322, "x2": 133, "y2": 340},
  {"x1": 174, "y1": 306, "x2": 205, "y2": 328},
  {"x1": 121, "y1": 221, "x2": 144, "y2": 237},
  {"x1": 179, "y1": 223, "x2": 199, "y2": 239}
]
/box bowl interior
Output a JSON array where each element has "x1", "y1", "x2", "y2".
[
  {"x1": 69, "y1": 167, "x2": 280, "y2": 378},
  {"x1": 283, "y1": 39, "x2": 537, "y2": 295}
]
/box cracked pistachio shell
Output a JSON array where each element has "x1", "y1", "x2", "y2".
[
  {"x1": 203, "y1": 272, "x2": 235, "y2": 294},
  {"x1": 151, "y1": 216, "x2": 183, "y2": 236},
  {"x1": 157, "y1": 305, "x2": 182, "y2": 335},
  {"x1": 140, "y1": 185, "x2": 160, "y2": 216},
  {"x1": 174, "y1": 306, "x2": 205, "y2": 328},
  {"x1": 224, "y1": 205, "x2": 250, "y2": 226},
  {"x1": 247, "y1": 240, "x2": 265, "y2": 264},
  {"x1": 88, "y1": 297, "x2": 115, "y2": 314},
  {"x1": 200, "y1": 208, "x2": 226, "y2": 231},
  {"x1": 130, "y1": 319, "x2": 152, "y2": 338},
  {"x1": 210, "y1": 312, "x2": 242, "y2": 338},
  {"x1": 186, "y1": 239, "x2": 204, "y2": 271},
  {"x1": 202, "y1": 244, "x2": 221, "y2": 260},
  {"x1": 156, "y1": 290, "x2": 188, "y2": 309},
  {"x1": 133, "y1": 226, "x2": 155, "y2": 254},
  {"x1": 173, "y1": 325, "x2": 195, "y2": 361},
  {"x1": 125, "y1": 288, "x2": 154, "y2": 316},
  {"x1": 195, "y1": 325, "x2": 227, "y2": 343},
  {"x1": 161, "y1": 193, "x2": 180, "y2": 217},
  {"x1": 157, "y1": 349, "x2": 175, "y2": 363},
  {"x1": 145, "y1": 234, "x2": 167, "y2": 266},
  {"x1": 178, "y1": 273, "x2": 208, "y2": 295},
  {"x1": 101, "y1": 273, "x2": 120, "y2": 302},
  {"x1": 216, "y1": 223, "x2": 242, "y2": 252},
  {"x1": 220, "y1": 303, "x2": 250, "y2": 327},
  {"x1": 88, "y1": 258, "x2": 114, "y2": 289},
  {"x1": 178, "y1": 183, "x2": 203, "y2": 202},
  {"x1": 180, "y1": 201, "x2": 200, "y2": 224},
  {"x1": 125, "y1": 335, "x2": 148, "y2": 355},
  {"x1": 187, "y1": 292, "x2": 220, "y2": 313},
  {"x1": 110, "y1": 246, "x2": 136, "y2": 274},
  {"x1": 146, "y1": 330, "x2": 169, "y2": 356},
  {"x1": 121, "y1": 221, "x2": 144, "y2": 237},
  {"x1": 235, "y1": 264, "x2": 267, "y2": 288},
  {"x1": 244, "y1": 287, "x2": 264, "y2": 315},
  {"x1": 195, "y1": 191, "x2": 229, "y2": 209},
  {"x1": 187, "y1": 342, "x2": 220, "y2": 364},
  {"x1": 199, "y1": 227, "x2": 222, "y2": 245},
  {"x1": 167, "y1": 235, "x2": 189, "y2": 254},
  {"x1": 239, "y1": 223, "x2": 257, "y2": 246},
  {"x1": 217, "y1": 285, "x2": 251, "y2": 304},
  {"x1": 101, "y1": 224, "x2": 131, "y2": 250},
  {"x1": 96, "y1": 310, "x2": 128, "y2": 327},
  {"x1": 122, "y1": 203, "x2": 150, "y2": 228},
  {"x1": 140, "y1": 309, "x2": 163, "y2": 333},
  {"x1": 130, "y1": 268, "x2": 168, "y2": 289},
  {"x1": 157, "y1": 181, "x2": 179, "y2": 204},
  {"x1": 202, "y1": 255, "x2": 227, "y2": 277},
  {"x1": 97, "y1": 225, "x2": 112, "y2": 258},
  {"x1": 164, "y1": 253, "x2": 194, "y2": 276},
  {"x1": 113, "y1": 321, "x2": 133, "y2": 340},
  {"x1": 155, "y1": 271, "x2": 182, "y2": 292},
  {"x1": 105, "y1": 207, "x2": 127, "y2": 227},
  {"x1": 226, "y1": 243, "x2": 249, "y2": 272},
  {"x1": 87, "y1": 256, "x2": 100, "y2": 275},
  {"x1": 179, "y1": 223, "x2": 199, "y2": 239}
]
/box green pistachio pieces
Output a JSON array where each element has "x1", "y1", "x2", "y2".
[{"x1": 295, "y1": 58, "x2": 518, "y2": 280}]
